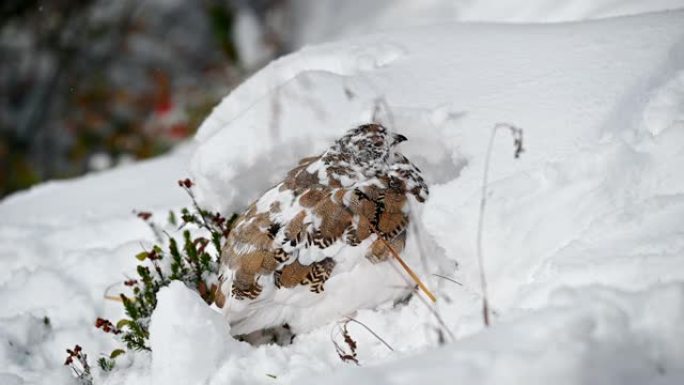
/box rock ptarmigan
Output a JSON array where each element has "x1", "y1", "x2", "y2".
[{"x1": 216, "y1": 123, "x2": 428, "y2": 337}]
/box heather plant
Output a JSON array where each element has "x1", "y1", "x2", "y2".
[{"x1": 65, "y1": 179, "x2": 236, "y2": 381}]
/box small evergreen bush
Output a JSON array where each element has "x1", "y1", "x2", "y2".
[{"x1": 65, "y1": 179, "x2": 237, "y2": 381}]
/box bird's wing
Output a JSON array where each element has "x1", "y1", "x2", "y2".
[
  {"x1": 220, "y1": 152, "x2": 427, "y2": 301},
  {"x1": 220, "y1": 155, "x2": 357, "y2": 299}
]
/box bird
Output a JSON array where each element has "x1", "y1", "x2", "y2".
[{"x1": 215, "y1": 123, "x2": 428, "y2": 339}]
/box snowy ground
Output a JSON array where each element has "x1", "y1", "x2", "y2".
[
  {"x1": 288, "y1": 0, "x2": 684, "y2": 45},
  {"x1": 2, "y1": 3, "x2": 684, "y2": 385}
]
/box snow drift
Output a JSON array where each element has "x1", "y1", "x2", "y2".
[{"x1": 1, "y1": 7, "x2": 684, "y2": 385}]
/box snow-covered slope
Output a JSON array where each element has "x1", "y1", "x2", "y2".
[
  {"x1": 0, "y1": 145, "x2": 194, "y2": 384},
  {"x1": 190, "y1": 11, "x2": 684, "y2": 383},
  {"x1": 289, "y1": 0, "x2": 684, "y2": 46},
  {"x1": 2, "y1": 8, "x2": 684, "y2": 385}
]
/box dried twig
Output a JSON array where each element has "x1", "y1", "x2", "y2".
[
  {"x1": 64, "y1": 345, "x2": 93, "y2": 384},
  {"x1": 133, "y1": 210, "x2": 165, "y2": 243},
  {"x1": 410, "y1": 284, "x2": 456, "y2": 342},
  {"x1": 331, "y1": 320, "x2": 359, "y2": 365},
  {"x1": 178, "y1": 179, "x2": 212, "y2": 231},
  {"x1": 477, "y1": 123, "x2": 524, "y2": 327},
  {"x1": 346, "y1": 317, "x2": 394, "y2": 352},
  {"x1": 379, "y1": 237, "x2": 437, "y2": 303},
  {"x1": 432, "y1": 274, "x2": 463, "y2": 286},
  {"x1": 104, "y1": 281, "x2": 124, "y2": 302}
]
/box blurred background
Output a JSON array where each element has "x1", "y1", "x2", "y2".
[
  {"x1": 0, "y1": 0, "x2": 295, "y2": 197},
  {"x1": 2, "y1": 0, "x2": 680, "y2": 197}
]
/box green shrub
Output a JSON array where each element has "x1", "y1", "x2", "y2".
[{"x1": 65, "y1": 179, "x2": 237, "y2": 379}]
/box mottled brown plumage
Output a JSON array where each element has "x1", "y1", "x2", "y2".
[{"x1": 218, "y1": 123, "x2": 428, "y2": 335}]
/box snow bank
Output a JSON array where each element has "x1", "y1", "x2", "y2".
[
  {"x1": 1, "y1": 6, "x2": 684, "y2": 385},
  {"x1": 195, "y1": 10, "x2": 684, "y2": 310},
  {"x1": 0, "y1": 146, "x2": 194, "y2": 384},
  {"x1": 315, "y1": 283, "x2": 684, "y2": 385},
  {"x1": 289, "y1": 0, "x2": 684, "y2": 46},
  {"x1": 192, "y1": 8, "x2": 684, "y2": 384},
  {"x1": 149, "y1": 282, "x2": 241, "y2": 385}
]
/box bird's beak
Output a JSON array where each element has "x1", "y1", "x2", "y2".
[{"x1": 392, "y1": 133, "x2": 408, "y2": 146}]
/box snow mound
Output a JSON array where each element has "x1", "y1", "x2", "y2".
[
  {"x1": 194, "y1": 11, "x2": 684, "y2": 311},
  {"x1": 190, "y1": 9, "x2": 684, "y2": 384},
  {"x1": 312, "y1": 283, "x2": 684, "y2": 385},
  {"x1": 149, "y1": 282, "x2": 242, "y2": 385}
]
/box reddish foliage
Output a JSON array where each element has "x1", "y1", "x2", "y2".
[
  {"x1": 64, "y1": 344, "x2": 83, "y2": 365},
  {"x1": 146, "y1": 250, "x2": 161, "y2": 261},
  {"x1": 95, "y1": 318, "x2": 121, "y2": 335},
  {"x1": 178, "y1": 178, "x2": 193, "y2": 188}
]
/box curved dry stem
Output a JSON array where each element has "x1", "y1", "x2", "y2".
[{"x1": 477, "y1": 123, "x2": 524, "y2": 327}]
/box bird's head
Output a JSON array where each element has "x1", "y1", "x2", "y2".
[{"x1": 339, "y1": 123, "x2": 407, "y2": 166}]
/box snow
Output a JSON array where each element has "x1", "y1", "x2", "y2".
[
  {"x1": 289, "y1": 0, "x2": 684, "y2": 46},
  {"x1": 0, "y1": 145, "x2": 194, "y2": 383},
  {"x1": 149, "y1": 282, "x2": 240, "y2": 385},
  {"x1": 2, "y1": 3, "x2": 684, "y2": 385},
  {"x1": 319, "y1": 284, "x2": 684, "y2": 385}
]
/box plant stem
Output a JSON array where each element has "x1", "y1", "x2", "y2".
[
  {"x1": 379, "y1": 237, "x2": 436, "y2": 303},
  {"x1": 477, "y1": 123, "x2": 524, "y2": 327}
]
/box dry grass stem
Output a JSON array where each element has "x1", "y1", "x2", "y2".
[
  {"x1": 379, "y1": 237, "x2": 437, "y2": 303},
  {"x1": 346, "y1": 317, "x2": 394, "y2": 352},
  {"x1": 477, "y1": 123, "x2": 524, "y2": 327},
  {"x1": 432, "y1": 274, "x2": 463, "y2": 286}
]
